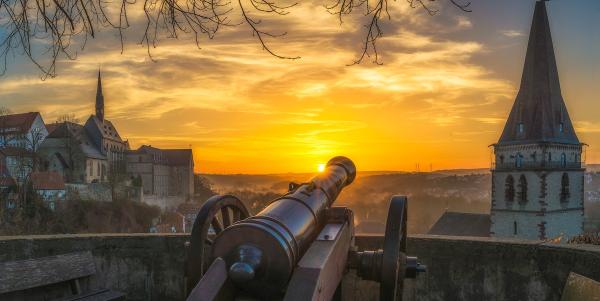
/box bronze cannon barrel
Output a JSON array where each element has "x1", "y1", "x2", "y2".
[{"x1": 210, "y1": 156, "x2": 356, "y2": 298}]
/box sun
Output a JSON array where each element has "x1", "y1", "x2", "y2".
[{"x1": 318, "y1": 163, "x2": 325, "y2": 173}]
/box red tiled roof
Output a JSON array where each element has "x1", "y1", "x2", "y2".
[
  {"x1": 0, "y1": 176, "x2": 16, "y2": 187},
  {"x1": 30, "y1": 172, "x2": 65, "y2": 190},
  {"x1": 45, "y1": 123, "x2": 60, "y2": 135},
  {"x1": 0, "y1": 112, "x2": 41, "y2": 134}
]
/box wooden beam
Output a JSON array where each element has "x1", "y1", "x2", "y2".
[
  {"x1": 283, "y1": 222, "x2": 352, "y2": 301},
  {"x1": 186, "y1": 257, "x2": 233, "y2": 301},
  {"x1": 0, "y1": 251, "x2": 96, "y2": 294}
]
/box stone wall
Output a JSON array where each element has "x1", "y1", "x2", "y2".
[
  {"x1": 350, "y1": 235, "x2": 600, "y2": 301},
  {"x1": 1, "y1": 234, "x2": 599, "y2": 301},
  {"x1": 142, "y1": 195, "x2": 186, "y2": 210},
  {"x1": 66, "y1": 183, "x2": 112, "y2": 202},
  {"x1": 0, "y1": 234, "x2": 188, "y2": 301}
]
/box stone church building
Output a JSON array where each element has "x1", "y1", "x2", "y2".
[
  {"x1": 39, "y1": 71, "x2": 128, "y2": 183},
  {"x1": 490, "y1": 1, "x2": 585, "y2": 240}
]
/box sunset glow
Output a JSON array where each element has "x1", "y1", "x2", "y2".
[{"x1": 1, "y1": 1, "x2": 599, "y2": 174}]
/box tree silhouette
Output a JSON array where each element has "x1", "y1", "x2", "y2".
[{"x1": 0, "y1": 0, "x2": 471, "y2": 77}]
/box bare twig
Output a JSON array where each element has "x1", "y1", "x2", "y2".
[{"x1": 0, "y1": 0, "x2": 471, "y2": 77}]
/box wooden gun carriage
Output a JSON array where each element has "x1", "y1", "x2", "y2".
[{"x1": 185, "y1": 157, "x2": 425, "y2": 301}]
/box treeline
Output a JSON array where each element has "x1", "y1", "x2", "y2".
[{"x1": 0, "y1": 198, "x2": 160, "y2": 235}]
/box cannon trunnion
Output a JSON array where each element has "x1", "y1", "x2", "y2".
[{"x1": 185, "y1": 157, "x2": 425, "y2": 301}]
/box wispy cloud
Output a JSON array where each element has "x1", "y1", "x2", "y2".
[
  {"x1": 1, "y1": 1, "x2": 574, "y2": 173},
  {"x1": 501, "y1": 30, "x2": 525, "y2": 38}
]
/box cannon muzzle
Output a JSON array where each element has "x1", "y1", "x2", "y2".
[{"x1": 210, "y1": 156, "x2": 355, "y2": 297}]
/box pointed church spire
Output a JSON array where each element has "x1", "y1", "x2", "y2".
[
  {"x1": 96, "y1": 69, "x2": 105, "y2": 122},
  {"x1": 498, "y1": 0, "x2": 579, "y2": 145}
]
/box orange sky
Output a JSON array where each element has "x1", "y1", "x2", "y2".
[{"x1": 1, "y1": 1, "x2": 599, "y2": 174}]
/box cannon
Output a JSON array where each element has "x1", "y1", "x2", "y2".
[{"x1": 185, "y1": 156, "x2": 425, "y2": 301}]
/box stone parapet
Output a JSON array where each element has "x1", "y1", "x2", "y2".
[{"x1": 1, "y1": 234, "x2": 599, "y2": 301}]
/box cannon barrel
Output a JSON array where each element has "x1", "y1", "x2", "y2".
[{"x1": 210, "y1": 156, "x2": 356, "y2": 298}]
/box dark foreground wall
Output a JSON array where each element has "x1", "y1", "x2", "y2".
[
  {"x1": 0, "y1": 234, "x2": 189, "y2": 301},
  {"x1": 1, "y1": 234, "x2": 599, "y2": 301},
  {"x1": 352, "y1": 235, "x2": 600, "y2": 301}
]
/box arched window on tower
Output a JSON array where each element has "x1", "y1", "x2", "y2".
[
  {"x1": 561, "y1": 153, "x2": 567, "y2": 168},
  {"x1": 516, "y1": 153, "x2": 523, "y2": 168},
  {"x1": 505, "y1": 175, "x2": 515, "y2": 203},
  {"x1": 560, "y1": 173, "x2": 570, "y2": 202},
  {"x1": 517, "y1": 175, "x2": 528, "y2": 203}
]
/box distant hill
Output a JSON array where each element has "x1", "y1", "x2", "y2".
[
  {"x1": 199, "y1": 166, "x2": 600, "y2": 235},
  {"x1": 200, "y1": 171, "x2": 492, "y2": 234},
  {"x1": 432, "y1": 168, "x2": 490, "y2": 175}
]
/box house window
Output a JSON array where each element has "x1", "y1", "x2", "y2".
[
  {"x1": 97, "y1": 162, "x2": 101, "y2": 176},
  {"x1": 514, "y1": 221, "x2": 518, "y2": 235},
  {"x1": 505, "y1": 175, "x2": 515, "y2": 202},
  {"x1": 560, "y1": 173, "x2": 570, "y2": 202},
  {"x1": 561, "y1": 153, "x2": 567, "y2": 168},
  {"x1": 518, "y1": 175, "x2": 528, "y2": 203},
  {"x1": 49, "y1": 202, "x2": 56, "y2": 211},
  {"x1": 559, "y1": 122, "x2": 564, "y2": 133},
  {"x1": 518, "y1": 123, "x2": 524, "y2": 133}
]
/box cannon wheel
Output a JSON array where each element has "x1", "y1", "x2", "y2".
[
  {"x1": 380, "y1": 196, "x2": 408, "y2": 301},
  {"x1": 186, "y1": 195, "x2": 250, "y2": 296}
]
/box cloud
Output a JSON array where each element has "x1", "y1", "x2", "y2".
[
  {"x1": 456, "y1": 16, "x2": 473, "y2": 29},
  {"x1": 501, "y1": 30, "x2": 525, "y2": 38},
  {"x1": 0, "y1": 1, "x2": 521, "y2": 172},
  {"x1": 574, "y1": 121, "x2": 600, "y2": 133}
]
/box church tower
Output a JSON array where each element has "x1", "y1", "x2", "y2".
[
  {"x1": 491, "y1": 1, "x2": 585, "y2": 240},
  {"x1": 96, "y1": 70, "x2": 105, "y2": 121}
]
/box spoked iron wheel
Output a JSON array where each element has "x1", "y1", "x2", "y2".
[
  {"x1": 186, "y1": 195, "x2": 250, "y2": 296},
  {"x1": 380, "y1": 196, "x2": 408, "y2": 301}
]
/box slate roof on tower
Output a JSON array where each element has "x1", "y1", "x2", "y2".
[
  {"x1": 96, "y1": 70, "x2": 105, "y2": 121},
  {"x1": 83, "y1": 70, "x2": 126, "y2": 151},
  {"x1": 498, "y1": 1, "x2": 579, "y2": 146}
]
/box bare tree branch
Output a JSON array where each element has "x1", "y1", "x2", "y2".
[
  {"x1": 327, "y1": 0, "x2": 472, "y2": 65},
  {"x1": 0, "y1": 0, "x2": 471, "y2": 77}
]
